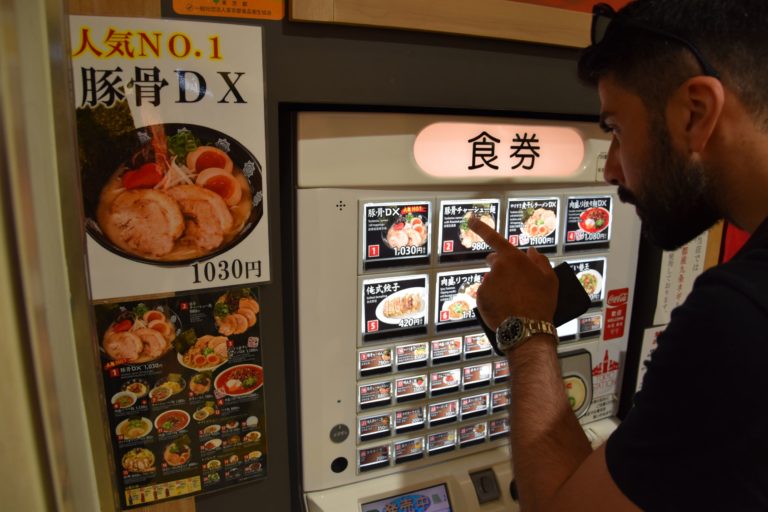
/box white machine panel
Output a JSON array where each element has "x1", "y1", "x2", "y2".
[{"x1": 295, "y1": 112, "x2": 641, "y2": 507}]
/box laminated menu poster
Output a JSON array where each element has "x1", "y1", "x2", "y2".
[
  {"x1": 95, "y1": 287, "x2": 267, "y2": 508},
  {"x1": 70, "y1": 16, "x2": 269, "y2": 301}
]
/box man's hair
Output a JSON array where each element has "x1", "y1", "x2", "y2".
[{"x1": 578, "y1": 0, "x2": 768, "y2": 122}]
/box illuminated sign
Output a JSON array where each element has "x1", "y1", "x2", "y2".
[{"x1": 414, "y1": 122, "x2": 585, "y2": 178}]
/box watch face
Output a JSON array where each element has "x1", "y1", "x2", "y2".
[
  {"x1": 508, "y1": 318, "x2": 523, "y2": 341},
  {"x1": 499, "y1": 317, "x2": 524, "y2": 345}
]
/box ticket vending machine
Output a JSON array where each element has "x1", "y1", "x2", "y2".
[{"x1": 293, "y1": 111, "x2": 641, "y2": 511}]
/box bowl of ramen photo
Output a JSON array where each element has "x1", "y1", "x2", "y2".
[
  {"x1": 578, "y1": 207, "x2": 610, "y2": 234},
  {"x1": 521, "y1": 207, "x2": 557, "y2": 239},
  {"x1": 576, "y1": 269, "x2": 602, "y2": 297},
  {"x1": 381, "y1": 213, "x2": 429, "y2": 250},
  {"x1": 82, "y1": 123, "x2": 264, "y2": 265}
]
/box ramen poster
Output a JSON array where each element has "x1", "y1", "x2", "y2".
[{"x1": 70, "y1": 16, "x2": 270, "y2": 301}]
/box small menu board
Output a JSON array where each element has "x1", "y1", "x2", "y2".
[
  {"x1": 491, "y1": 389, "x2": 511, "y2": 413},
  {"x1": 359, "y1": 348, "x2": 393, "y2": 376},
  {"x1": 463, "y1": 363, "x2": 492, "y2": 389},
  {"x1": 493, "y1": 360, "x2": 510, "y2": 383},
  {"x1": 459, "y1": 422, "x2": 487, "y2": 448},
  {"x1": 394, "y1": 406, "x2": 425, "y2": 434},
  {"x1": 362, "y1": 201, "x2": 431, "y2": 270},
  {"x1": 430, "y1": 368, "x2": 461, "y2": 396},
  {"x1": 464, "y1": 333, "x2": 493, "y2": 359},
  {"x1": 427, "y1": 430, "x2": 457, "y2": 455},
  {"x1": 564, "y1": 196, "x2": 612, "y2": 250},
  {"x1": 566, "y1": 257, "x2": 607, "y2": 305},
  {"x1": 395, "y1": 375, "x2": 427, "y2": 402},
  {"x1": 395, "y1": 342, "x2": 429, "y2": 370},
  {"x1": 359, "y1": 414, "x2": 392, "y2": 441},
  {"x1": 438, "y1": 199, "x2": 500, "y2": 263},
  {"x1": 359, "y1": 445, "x2": 390, "y2": 472},
  {"x1": 95, "y1": 288, "x2": 267, "y2": 507},
  {"x1": 435, "y1": 268, "x2": 486, "y2": 332},
  {"x1": 394, "y1": 437, "x2": 425, "y2": 464},
  {"x1": 428, "y1": 399, "x2": 458, "y2": 426},
  {"x1": 361, "y1": 274, "x2": 429, "y2": 342},
  {"x1": 359, "y1": 381, "x2": 392, "y2": 410},
  {"x1": 430, "y1": 337, "x2": 462, "y2": 365},
  {"x1": 460, "y1": 393, "x2": 489, "y2": 420},
  {"x1": 489, "y1": 417, "x2": 511, "y2": 440},
  {"x1": 505, "y1": 197, "x2": 559, "y2": 252}
]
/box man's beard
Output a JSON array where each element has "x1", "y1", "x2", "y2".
[{"x1": 619, "y1": 117, "x2": 721, "y2": 251}]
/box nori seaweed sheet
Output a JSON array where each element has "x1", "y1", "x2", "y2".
[{"x1": 76, "y1": 100, "x2": 137, "y2": 218}]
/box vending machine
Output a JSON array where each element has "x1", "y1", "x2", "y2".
[{"x1": 291, "y1": 111, "x2": 642, "y2": 511}]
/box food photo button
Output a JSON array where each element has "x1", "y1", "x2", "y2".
[
  {"x1": 428, "y1": 400, "x2": 458, "y2": 427},
  {"x1": 505, "y1": 197, "x2": 560, "y2": 252},
  {"x1": 427, "y1": 430, "x2": 457, "y2": 455},
  {"x1": 359, "y1": 381, "x2": 392, "y2": 410},
  {"x1": 430, "y1": 369, "x2": 461, "y2": 397}
]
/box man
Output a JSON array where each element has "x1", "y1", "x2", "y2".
[{"x1": 470, "y1": 1, "x2": 768, "y2": 510}]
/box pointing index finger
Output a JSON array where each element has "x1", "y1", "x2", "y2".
[{"x1": 467, "y1": 214, "x2": 512, "y2": 253}]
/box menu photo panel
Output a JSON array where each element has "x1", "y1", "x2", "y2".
[
  {"x1": 564, "y1": 195, "x2": 613, "y2": 251},
  {"x1": 505, "y1": 196, "x2": 560, "y2": 252},
  {"x1": 434, "y1": 267, "x2": 488, "y2": 333},
  {"x1": 566, "y1": 257, "x2": 607, "y2": 306},
  {"x1": 361, "y1": 273, "x2": 429, "y2": 343},
  {"x1": 361, "y1": 201, "x2": 432, "y2": 270},
  {"x1": 438, "y1": 198, "x2": 500, "y2": 263}
]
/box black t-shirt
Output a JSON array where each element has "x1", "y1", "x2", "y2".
[{"x1": 606, "y1": 219, "x2": 768, "y2": 511}]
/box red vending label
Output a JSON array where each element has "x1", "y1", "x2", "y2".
[{"x1": 604, "y1": 288, "x2": 629, "y2": 340}]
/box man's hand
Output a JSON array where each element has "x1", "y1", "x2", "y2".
[{"x1": 468, "y1": 215, "x2": 559, "y2": 330}]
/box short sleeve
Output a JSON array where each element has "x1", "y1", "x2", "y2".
[{"x1": 605, "y1": 262, "x2": 768, "y2": 511}]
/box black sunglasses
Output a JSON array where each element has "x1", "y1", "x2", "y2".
[{"x1": 591, "y1": 2, "x2": 720, "y2": 79}]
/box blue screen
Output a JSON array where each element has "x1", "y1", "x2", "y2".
[{"x1": 361, "y1": 483, "x2": 452, "y2": 512}]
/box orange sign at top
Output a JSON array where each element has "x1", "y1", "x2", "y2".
[{"x1": 172, "y1": 0, "x2": 284, "y2": 20}]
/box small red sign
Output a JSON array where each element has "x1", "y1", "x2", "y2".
[
  {"x1": 604, "y1": 288, "x2": 629, "y2": 340},
  {"x1": 509, "y1": 235, "x2": 519, "y2": 246},
  {"x1": 368, "y1": 245, "x2": 380, "y2": 258},
  {"x1": 607, "y1": 288, "x2": 629, "y2": 306},
  {"x1": 443, "y1": 240, "x2": 454, "y2": 253},
  {"x1": 367, "y1": 320, "x2": 379, "y2": 332}
]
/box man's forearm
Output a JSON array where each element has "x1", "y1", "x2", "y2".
[{"x1": 508, "y1": 336, "x2": 593, "y2": 511}]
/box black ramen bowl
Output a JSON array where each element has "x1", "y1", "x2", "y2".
[{"x1": 80, "y1": 123, "x2": 263, "y2": 266}]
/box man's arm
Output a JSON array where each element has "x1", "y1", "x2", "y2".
[
  {"x1": 508, "y1": 336, "x2": 638, "y2": 511},
  {"x1": 468, "y1": 216, "x2": 639, "y2": 511}
]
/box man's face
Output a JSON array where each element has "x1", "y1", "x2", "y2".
[{"x1": 599, "y1": 76, "x2": 721, "y2": 250}]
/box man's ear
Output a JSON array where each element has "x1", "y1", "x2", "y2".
[{"x1": 667, "y1": 76, "x2": 724, "y2": 154}]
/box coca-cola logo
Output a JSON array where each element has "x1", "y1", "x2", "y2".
[{"x1": 607, "y1": 288, "x2": 629, "y2": 306}]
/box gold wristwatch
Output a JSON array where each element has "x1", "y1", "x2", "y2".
[{"x1": 495, "y1": 316, "x2": 558, "y2": 353}]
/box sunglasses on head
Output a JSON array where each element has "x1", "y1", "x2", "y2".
[{"x1": 591, "y1": 2, "x2": 720, "y2": 79}]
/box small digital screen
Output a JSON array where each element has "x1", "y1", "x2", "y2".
[
  {"x1": 362, "y1": 201, "x2": 431, "y2": 269},
  {"x1": 566, "y1": 257, "x2": 607, "y2": 305},
  {"x1": 506, "y1": 196, "x2": 559, "y2": 251},
  {"x1": 434, "y1": 268, "x2": 486, "y2": 331},
  {"x1": 361, "y1": 483, "x2": 453, "y2": 512},
  {"x1": 438, "y1": 199, "x2": 500, "y2": 263},
  {"x1": 563, "y1": 195, "x2": 612, "y2": 250},
  {"x1": 361, "y1": 274, "x2": 429, "y2": 342}
]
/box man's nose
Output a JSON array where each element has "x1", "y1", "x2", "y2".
[{"x1": 602, "y1": 140, "x2": 623, "y2": 186}]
